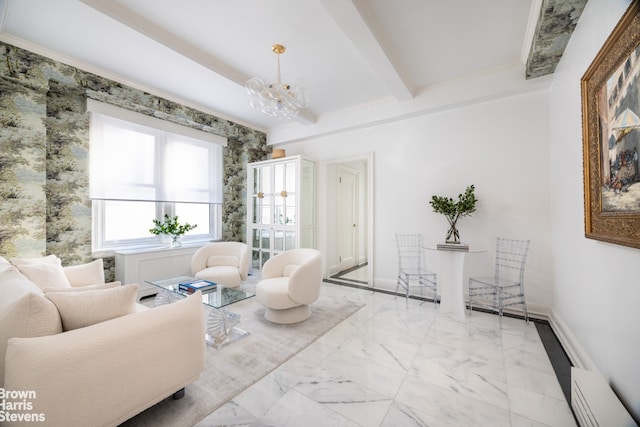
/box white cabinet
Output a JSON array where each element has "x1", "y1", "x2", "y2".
[
  {"x1": 115, "y1": 245, "x2": 202, "y2": 301},
  {"x1": 247, "y1": 155, "x2": 316, "y2": 269}
]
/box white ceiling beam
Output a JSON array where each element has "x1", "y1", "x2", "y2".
[
  {"x1": 79, "y1": 0, "x2": 248, "y2": 86},
  {"x1": 79, "y1": 0, "x2": 317, "y2": 126},
  {"x1": 521, "y1": 0, "x2": 543, "y2": 63},
  {"x1": 319, "y1": 0, "x2": 414, "y2": 102}
]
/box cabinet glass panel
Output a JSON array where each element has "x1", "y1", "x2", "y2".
[
  {"x1": 274, "y1": 230, "x2": 284, "y2": 251},
  {"x1": 262, "y1": 165, "x2": 272, "y2": 194},
  {"x1": 286, "y1": 196, "x2": 296, "y2": 225},
  {"x1": 252, "y1": 228, "x2": 260, "y2": 249},
  {"x1": 260, "y1": 196, "x2": 271, "y2": 224},
  {"x1": 262, "y1": 251, "x2": 270, "y2": 267},
  {"x1": 286, "y1": 162, "x2": 296, "y2": 191},
  {"x1": 252, "y1": 196, "x2": 259, "y2": 224},
  {"x1": 274, "y1": 163, "x2": 285, "y2": 193},
  {"x1": 261, "y1": 229, "x2": 270, "y2": 249},
  {"x1": 252, "y1": 250, "x2": 260, "y2": 270},
  {"x1": 274, "y1": 195, "x2": 285, "y2": 225}
]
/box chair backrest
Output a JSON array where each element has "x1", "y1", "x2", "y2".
[
  {"x1": 191, "y1": 242, "x2": 250, "y2": 279},
  {"x1": 286, "y1": 249, "x2": 322, "y2": 305},
  {"x1": 494, "y1": 238, "x2": 530, "y2": 284},
  {"x1": 395, "y1": 234, "x2": 423, "y2": 272}
]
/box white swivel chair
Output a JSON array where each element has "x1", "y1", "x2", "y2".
[
  {"x1": 256, "y1": 248, "x2": 322, "y2": 324},
  {"x1": 191, "y1": 242, "x2": 250, "y2": 287}
]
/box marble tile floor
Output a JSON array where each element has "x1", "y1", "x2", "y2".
[{"x1": 195, "y1": 283, "x2": 576, "y2": 427}]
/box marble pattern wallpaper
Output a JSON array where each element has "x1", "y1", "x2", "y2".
[{"x1": 0, "y1": 42, "x2": 268, "y2": 278}]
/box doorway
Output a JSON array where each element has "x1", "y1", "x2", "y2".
[{"x1": 325, "y1": 154, "x2": 373, "y2": 287}]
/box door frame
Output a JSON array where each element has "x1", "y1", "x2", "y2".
[{"x1": 320, "y1": 152, "x2": 374, "y2": 287}]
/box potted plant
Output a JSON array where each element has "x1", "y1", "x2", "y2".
[
  {"x1": 429, "y1": 185, "x2": 477, "y2": 244},
  {"x1": 149, "y1": 214, "x2": 197, "y2": 247}
]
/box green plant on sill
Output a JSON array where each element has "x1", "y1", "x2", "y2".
[
  {"x1": 429, "y1": 185, "x2": 477, "y2": 244},
  {"x1": 149, "y1": 214, "x2": 197, "y2": 246}
]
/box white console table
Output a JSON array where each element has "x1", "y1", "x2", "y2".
[{"x1": 115, "y1": 245, "x2": 204, "y2": 301}]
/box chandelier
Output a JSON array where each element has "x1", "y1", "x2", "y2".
[{"x1": 246, "y1": 44, "x2": 309, "y2": 119}]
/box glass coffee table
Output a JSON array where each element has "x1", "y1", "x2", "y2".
[{"x1": 145, "y1": 275, "x2": 255, "y2": 349}]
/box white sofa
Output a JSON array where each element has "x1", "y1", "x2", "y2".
[
  {"x1": 191, "y1": 242, "x2": 250, "y2": 287},
  {"x1": 0, "y1": 255, "x2": 206, "y2": 427}
]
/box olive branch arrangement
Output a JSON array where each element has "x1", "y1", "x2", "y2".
[
  {"x1": 149, "y1": 214, "x2": 197, "y2": 244},
  {"x1": 429, "y1": 185, "x2": 477, "y2": 243}
]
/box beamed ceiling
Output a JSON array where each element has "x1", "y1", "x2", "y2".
[{"x1": 0, "y1": 0, "x2": 588, "y2": 144}]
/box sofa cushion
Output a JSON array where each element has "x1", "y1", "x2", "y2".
[
  {"x1": 206, "y1": 255, "x2": 240, "y2": 268},
  {"x1": 16, "y1": 262, "x2": 71, "y2": 290},
  {"x1": 63, "y1": 258, "x2": 105, "y2": 287},
  {"x1": 46, "y1": 284, "x2": 138, "y2": 331},
  {"x1": 194, "y1": 266, "x2": 241, "y2": 287},
  {"x1": 0, "y1": 270, "x2": 63, "y2": 387},
  {"x1": 43, "y1": 281, "x2": 120, "y2": 293},
  {"x1": 255, "y1": 277, "x2": 297, "y2": 309},
  {"x1": 10, "y1": 254, "x2": 61, "y2": 267}
]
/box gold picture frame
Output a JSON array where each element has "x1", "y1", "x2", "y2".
[{"x1": 582, "y1": 1, "x2": 640, "y2": 249}]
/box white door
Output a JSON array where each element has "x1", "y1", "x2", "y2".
[{"x1": 337, "y1": 166, "x2": 358, "y2": 271}]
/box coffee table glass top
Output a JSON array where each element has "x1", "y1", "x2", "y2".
[{"x1": 145, "y1": 275, "x2": 254, "y2": 309}]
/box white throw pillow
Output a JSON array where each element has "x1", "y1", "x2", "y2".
[
  {"x1": 16, "y1": 263, "x2": 71, "y2": 290},
  {"x1": 10, "y1": 255, "x2": 61, "y2": 267},
  {"x1": 43, "y1": 281, "x2": 120, "y2": 293},
  {"x1": 46, "y1": 284, "x2": 138, "y2": 331},
  {"x1": 63, "y1": 259, "x2": 105, "y2": 287}
]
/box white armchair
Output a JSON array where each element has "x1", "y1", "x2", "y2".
[
  {"x1": 256, "y1": 248, "x2": 322, "y2": 324},
  {"x1": 191, "y1": 242, "x2": 250, "y2": 287}
]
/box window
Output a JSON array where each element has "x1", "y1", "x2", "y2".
[{"x1": 89, "y1": 100, "x2": 226, "y2": 251}]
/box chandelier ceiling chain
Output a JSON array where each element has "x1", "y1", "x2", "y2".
[{"x1": 246, "y1": 44, "x2": 309, "y2": 120}]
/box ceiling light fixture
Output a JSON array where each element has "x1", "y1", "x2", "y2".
[{"x1": 246, "y1": 44, "x2": 309, "y2": 120}]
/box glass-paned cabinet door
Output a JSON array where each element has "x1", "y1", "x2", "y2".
[
  {"x1": 247, "y1": 156, "x2": 316, "y2": 270},
  {"x1": 251, "y1": 228, "x2": 271, "y2": 269},
  {"x1": 252, "y1": 194, "x2": 272, "y2": 225},
  {"x1": 274, "y1": 162, "x2": 285, "y2": 194},
  {"x1": 286, "y1": 162, "x2": 296, "y2": 192},
  {"x1": 274, "y1": 230, "x2": 284, "y2": 252}
]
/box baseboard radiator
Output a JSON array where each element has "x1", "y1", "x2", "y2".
[{"x1": 571, "y1": 367, "x2": 637, "y2": 426}]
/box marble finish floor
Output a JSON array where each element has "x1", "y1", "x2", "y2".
[{"x1": 195, "y1": 283, "x2": 576, "y2": 426}]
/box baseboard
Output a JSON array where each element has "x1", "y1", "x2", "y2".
[{"x1": 548, "y1": 308, "x2": 598, "y2": 372}]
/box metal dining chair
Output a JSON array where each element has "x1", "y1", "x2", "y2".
[{"x1": 395, "y1": 234, "x2": 438, "y2": 305}]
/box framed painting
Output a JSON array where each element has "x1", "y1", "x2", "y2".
[{"x1": 582, "y1": 1, "x2": 640, "y2": 249}]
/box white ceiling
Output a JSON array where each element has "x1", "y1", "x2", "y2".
[{"x1": 0, "y1": 0, "x2": 554, "y2": 145}]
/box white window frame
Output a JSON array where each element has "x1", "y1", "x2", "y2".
[{"x1": 88, "y1": 101, "x2": 225, "y2": 252}]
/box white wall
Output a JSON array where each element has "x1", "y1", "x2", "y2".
[
  {"x1": 280, "y1": 90, "x2": 552, "y2": 316},
  {"x1": 549, "y1": 0, "x2": 640, "y2": 420}
]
